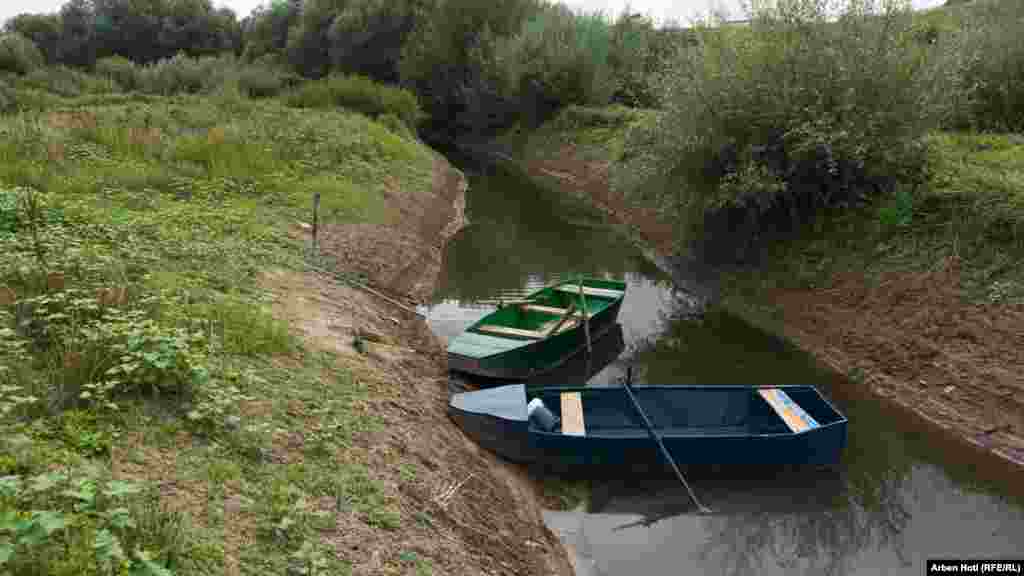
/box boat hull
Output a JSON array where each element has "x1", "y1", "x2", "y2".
[
  {"x1": 530, "y1": 423, "x2": 847, "y2": 467},
  {"x1": 447, "y1": 384, "x2": 849, "y2": 468},
  {"x1": 447, "y1": 280, "x2": 625, "y2": 381}
]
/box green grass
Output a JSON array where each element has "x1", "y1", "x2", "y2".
[
  {"x1": 498, "y1": 104, "x2": 658, "y2": 166},
  {"x1": 0, "y1": 76, "x2": 435, "y2": 574}
]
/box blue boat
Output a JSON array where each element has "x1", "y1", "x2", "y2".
[{"x1": 448, "y1": 384, "x2": 848, "y2": 467}]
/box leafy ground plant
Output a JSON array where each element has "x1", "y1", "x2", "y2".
[{"x1": 0, "y1": 72, "x2": 435, "y2": 573}]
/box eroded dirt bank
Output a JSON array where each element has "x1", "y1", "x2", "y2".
[
  {"x1": 482, "y1": 140, "x2": 1024, "y2": 469},
  {"x1": 266, "y1": 153, "x2": 574, "y2": 575}
]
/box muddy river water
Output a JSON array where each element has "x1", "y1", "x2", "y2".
[{"x1": 418, "y1": 154, "x2": 1024, "y2": 575}]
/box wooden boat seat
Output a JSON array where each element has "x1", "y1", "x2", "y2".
[
  {"x1": 476, "y1": 325, "x2": 546, "y2": 339},
  {"x1": 758, "y1": 388, "x2": 820, "y2": 433},
  {"x1": 554, "y1": 285, "x2": 625, "y2": 299},
  {"x1": 520, "y1": 304, "x2": 589, "y2": 318},
  {"x1": 561, "y1": 392, "x2": 585, "y2": 436}
]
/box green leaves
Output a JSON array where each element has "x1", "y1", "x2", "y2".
[{"x1": 94, "y1": 527, "x2": 126, "y2": 569}]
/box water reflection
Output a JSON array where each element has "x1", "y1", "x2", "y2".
[
  {"x1": 430, "y1": 161, "x2": 665, "y2": 307},
  {"x1": 563, "y1": 459, "x2": 1024, "y2": 576}
]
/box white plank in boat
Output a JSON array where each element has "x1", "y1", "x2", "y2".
[
  {"x1": 521, "y1": 304, "x2": 589, "y2": 317},
  {"x1": 553, "y1": 285, "x2": 624, "y2": 299},
  {"x1": 758, "y1": 388, "x2": 820, "y2": 433},
  {"x1": 537, "y1": 317, "x2": 581, "y2": 334},
  {"x1": 476, "y1": 325, "x2": 546, "y2": 339},
  {"x1": 561, "y1": 392, "x2": 586, "y2": 436}
]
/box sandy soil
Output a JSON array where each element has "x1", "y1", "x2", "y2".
[
  {"x1": 264, "y1": 154, "x2": 574, "y2": 576},
  {"x1": 497, "y1": 141, "x2": 1024, "y2": 469}
]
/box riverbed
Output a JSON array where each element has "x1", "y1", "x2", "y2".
[{"x1": 418, "y1": 154, "x2": 1024, "y2": 575}]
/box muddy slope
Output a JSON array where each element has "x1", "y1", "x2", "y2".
[
  {"x1": 485, "y1": 140, "x2": 1024, "y2": 470},
  {"x1": 270, "y1": 153, "x2": 574, "y2": 576}
]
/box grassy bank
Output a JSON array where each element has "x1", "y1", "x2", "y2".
[
  {"x1": 0, "y1": 89, "x2": 428, "y2": 573},
  {"x1": 0, "y1": 74, "x2": 543, "y2": 573}
]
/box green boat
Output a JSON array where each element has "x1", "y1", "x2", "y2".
[{"x1": 447, "y1": 278, "x2": 627, "y2": 381}]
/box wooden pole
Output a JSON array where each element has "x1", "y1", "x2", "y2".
[
  {"x1": 623, "y1": 366, "x2": 711, "y2": 514},
  {"x1": 578, "y1": 278, "x2": 591, "y2": 355},
  {"x1": 312, "y1": 192, "x2": 321, "y2": 259}
]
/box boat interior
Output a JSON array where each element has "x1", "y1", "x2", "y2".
[
  {"x1": 528, "y1": 386, "x2": 845, "y2": 437},
  {"x1": 473, "y1": 282, "x2": 625, "y2": 340}
]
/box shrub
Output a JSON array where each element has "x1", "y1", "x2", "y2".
[
  {"x1": 284, "y1": 75, "x2": 423, "y2": 131},
  {"x1": 138, "y1": 53, "x2": 209, "y2": 95},
  {"x1": 236, "y1": 66, "x2": 287, "y2": 98},
  {"x1": 95, "y1": 55, "x2": 141, "y2": 91},
  {"x1": 495, "y1": 6, "x2": 616, "y2": 110},
  {"x1": 494, "y1": 7, "x2": 669, "y2": 113},
  {"x1": 0, "y1": 82, "x2": 18, "y2": 115},
  {"x1": 0, "y1": 33, "x2": 44, "y2": 75},
  {"x1": 952, "y1": 0, "x2": 1024, "y2": 131},
  {"x1": 551, "y1": 105, "x2": 641, "y2": 130},
  {"x1": 614, "y1": 0, "x2": 964, "y2": 263},
  {"x1": 376, "y1": 112, "x2": 413, "y2": 139},
  {"x1": 18, "y1": 66, "x2": 119, "y2": 97}
]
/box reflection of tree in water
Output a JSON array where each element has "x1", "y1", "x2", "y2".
[
  {"x1": 625, "y1": 300, "x2": 822, "y2": 386},
  {"x1": 697, "y1": 464, "x2": 914, "y2": 576},
  {"x1": 429, "y1": 164, "x2": 662, "y2": 305},
  {"x1": 609, "y1": 298, "x2": 918, "y2": 575}
]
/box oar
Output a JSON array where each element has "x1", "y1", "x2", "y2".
[
  {"x1": 621, "y1": 366, "x2": 711, "y2": 514},
  {"x1": 577, "y1": 277, "x2": 592, "y2": 355}
]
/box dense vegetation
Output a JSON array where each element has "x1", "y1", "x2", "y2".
[
  {"x1": 609, "y1": 0, "x2": 1024, "y2": 266},
  {"x1": 3, "y1": 0, "x2": 688, "y2": 139}
]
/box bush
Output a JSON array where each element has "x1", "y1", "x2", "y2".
[
  {"x1": 376, "y1": 112, "x2": 413, "y2": 139},
  {"x1": 18, "y1": 65, "x2": 120, "y2": 97},
  {"x1": 0, "y1": 82, "x2": 18, "y2": 115},
  {"x1": 495, "y1": 6, "x2": 616, "y2": 110},
  {"x1": 236, "y1": 66, "x2": 288, "y2": 98},
  {"x1": 551, "y1": 105, "x2": 642, "y2": 130},
  {"x1": 613, "y1": 0, "x2": 964, "y2": 262},
  {"x1": 0, "y1": 33, "x2": 44, "y2": 75},
  {"x1": 95, "y1": 55, "x2": 141, "y2": 91},
  {"x1": 284, "y1": 75, "x2": 423, "y2": 131},
  {"x1": 953, "y1": 0, "x2": 1024, "y2": 131},
  {"x1": 137, "y1": 52, "x2": 207, "y2": 95},
  {"x1": 494, "y1": 7, "x2": 669, "y2": 113}
]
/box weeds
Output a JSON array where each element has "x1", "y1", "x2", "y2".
[
  {"x1": 283, "y1": 74, "x2": 424, "y2": 132},
  {"x1": 0, "y1": 69, "x2": 434, "y2": 573},
  {"x1": 0, "y1": 459, "x2": 205, "y2": 575}
]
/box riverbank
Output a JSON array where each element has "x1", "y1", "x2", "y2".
[
  {"x1": 0, "y1": 93, "x2": 572, "y2": 574},
  {"x1": 487, "y1": 106, "x2": 1024, "y2": 469}
]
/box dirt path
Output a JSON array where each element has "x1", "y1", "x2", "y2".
[
  {"x1": 265, "y1": 155, "x2": 573, "y2": 575},
  {"x1": 496, "y1": 141, "x2": 1024, "y2": 470}
]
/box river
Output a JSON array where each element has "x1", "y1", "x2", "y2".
[{"x1": 418, "y1": 153, "x2": 1024, "y2": 575}]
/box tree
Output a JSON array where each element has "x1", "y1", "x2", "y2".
[
  {"x1": 57, "y1": 0, "x2": 97, "y2": 68},
  {"x1": 4, "y1": 13, "x2": 62, "y2": 64}
]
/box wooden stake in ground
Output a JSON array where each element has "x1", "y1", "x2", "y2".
[{"x1": 312, "y1": 192, "x2": 321, "y2": 259}]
